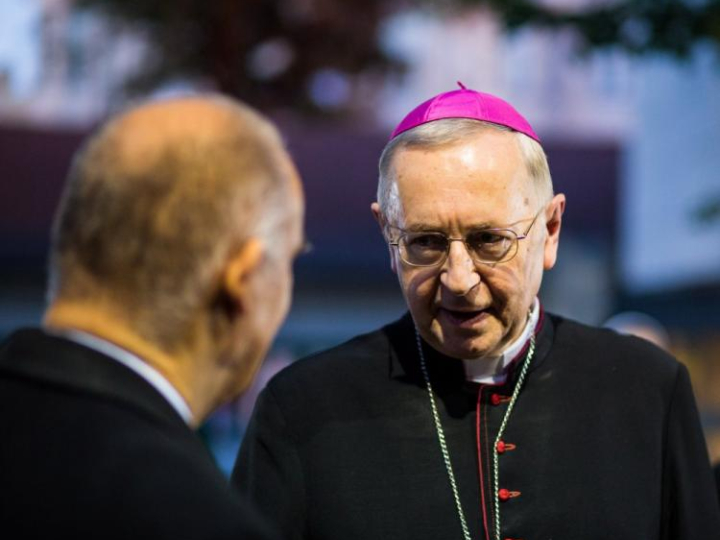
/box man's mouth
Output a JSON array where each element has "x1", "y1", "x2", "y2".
[{"x1": 439, "y1": 308, "x2": 489, "y2": 327}]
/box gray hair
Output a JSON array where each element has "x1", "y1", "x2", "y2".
[{"x1": 377, "y1": 118, "x2": 553, "y2": 226}]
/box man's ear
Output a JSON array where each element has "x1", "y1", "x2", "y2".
[
  {"x1": 543, "y1": 194, "x2": 566, "y2": 270},
  {"x1": 371, "y1": 201, "x2": 384, "y2": 228},
  {"x1": 371, "y1": 202, "x2": 398, "y2": 274},
  {"x1": 222, "y1": 238, "x2": 265, "y2": 312}
]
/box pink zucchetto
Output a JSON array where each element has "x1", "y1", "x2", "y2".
[{"x1": 389, "y1": 82, "x2": 540, "y2": 143}]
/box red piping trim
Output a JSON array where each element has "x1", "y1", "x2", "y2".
[
  {"x1": 476, "y1": 386, "x2": 491, "y2": 540},
  {"x1": 483, "y1": 389, "x2": 494, "y2": 530},
  {"x1": 475, "y1": 304, "x2": 544, "y2": 539}
]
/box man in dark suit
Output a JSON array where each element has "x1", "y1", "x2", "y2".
[
  {"x1": 0, "y1": 95, "x2": 305, "y2": 538},
  {"x1": 233, "y1": 86, "x2": 720, "y2": 539}
]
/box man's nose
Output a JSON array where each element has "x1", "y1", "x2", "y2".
[{"x1": 439, "y1": 240, "x2": 480, "y2": 296}]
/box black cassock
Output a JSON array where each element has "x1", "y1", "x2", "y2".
[
  {"x1": 233, "y1": 310, "x2": 720, "y2": 540},
  {"x1": 0, "y1": 329, "x2": 277, "y2": 540}
]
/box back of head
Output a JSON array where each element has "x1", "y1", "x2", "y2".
[{"x1": 49, "y1": 95, "x2": 293, "y2": 350}]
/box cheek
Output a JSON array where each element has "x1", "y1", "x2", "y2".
[
  {"x1": 399, "y1": 268, "x2": 439, "y2": 309},
  {"x1": 482, "y1": 265, "x2": 526, "y2": 308},
  {"x1": 489, "y1": 255, "x2": 541, "y2": 313}
]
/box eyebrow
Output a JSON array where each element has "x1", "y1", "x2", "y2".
[{"x1": 401, "y1": 221, "x2": 497, "y2": 233}]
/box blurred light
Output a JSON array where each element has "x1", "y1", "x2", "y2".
[
  {"x1": 149, "y1": 80, "x2": 204, "y2": 100},
  {"x1": 247, "y1": 38, "x2": 294, "y2": 81},
  {"x1": 308, "y1": 69, "x2": 351, "y2": 110},
  {"x1": 0, "y1": 0, "x2": 40, "y2": 97},
  {"x1": 603, "y1": 311, "x2": 671, "y2": 351}
]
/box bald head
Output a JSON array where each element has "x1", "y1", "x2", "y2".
[
  {"x1": 49, "y1": 95, "x2": 301, "y2": 349},
  {"x1": 109, "y1": 97, "x2": 271, "y2": 175}
]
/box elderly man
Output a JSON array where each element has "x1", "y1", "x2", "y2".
[
  {"x1": 233, "y1": 87, "x2": 720, "y2": 539},
  {"x1": 0, "y1": 96, "x2": 304, "y2": 538}
]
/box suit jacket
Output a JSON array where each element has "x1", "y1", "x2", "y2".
[
  {"x1": 233, "y1": 311, "x2": 720, "y2": 540},
  {"x1": 0, "y1": 328, "x2": 277, "y2": 540}
]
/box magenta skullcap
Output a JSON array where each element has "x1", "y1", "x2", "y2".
[{"x1": 390, "y1": 82, "x2": 540, "y2": 143}]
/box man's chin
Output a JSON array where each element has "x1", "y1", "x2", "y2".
[
  {"x1": 426, "y1": 321, "x2": 501, "y2": 359},
  {"x1": 427, "y1": 330, "x2": 500, "y2": 360},
  {"x1": 443, "y1": 344, "x2": 496, "y2": 360}
]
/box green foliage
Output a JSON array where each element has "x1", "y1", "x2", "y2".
[
  {"x1": 694, "y1": 197, "x2": 720, "y2": 224},
  {"x1": 475, "y1": 0, "x2": 720, "y2": 57}
]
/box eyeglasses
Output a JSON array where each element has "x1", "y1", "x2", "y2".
[{"x1": 387, "y1": 210, "x2": 542, "y2": 267}]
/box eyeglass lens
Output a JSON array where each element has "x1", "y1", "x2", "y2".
[{"x1": 401, "y1": 230, "x2": 517, "y2": 265}]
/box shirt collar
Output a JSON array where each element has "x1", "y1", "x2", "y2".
[
  {"x1": 462, "y1": 298, "x2": 540, "y2": 386},
  {"x1": 51, "y1": 329, "x2": 193, "y2": 425}
]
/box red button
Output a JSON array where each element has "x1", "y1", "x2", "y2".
[
  {"x1": 498, "y1": 488, "x2": 511, "y2": 501},
  {"x1": 491, "y1": 393, "x2": 502, "y2": 405},
  {"x1": 496, "y1": 440, "x2": 506, "y2": 454}
]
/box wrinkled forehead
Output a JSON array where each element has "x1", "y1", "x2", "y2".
[{"x1": 390, "y1": 134, "x2": 537, "y2": 224}]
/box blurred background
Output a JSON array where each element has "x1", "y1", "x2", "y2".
[{"x1": 1, "y1": 0, "x2": 719, "y2": 474}]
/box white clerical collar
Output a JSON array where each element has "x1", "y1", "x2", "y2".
[
  {"x1": 51, "y1": 329, "x2": 193, "y2": 425},
  {"x1": 462, "y1": 298, "x2": 540, "y2": 386}
]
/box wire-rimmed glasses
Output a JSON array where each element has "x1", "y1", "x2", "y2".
[{"x1": 388, "y1": 210, "x2": 542, "y2": 267}]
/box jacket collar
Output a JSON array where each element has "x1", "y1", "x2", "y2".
[{"x1": 0, "y1": 328, "x2": 190, "y2": 430}]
